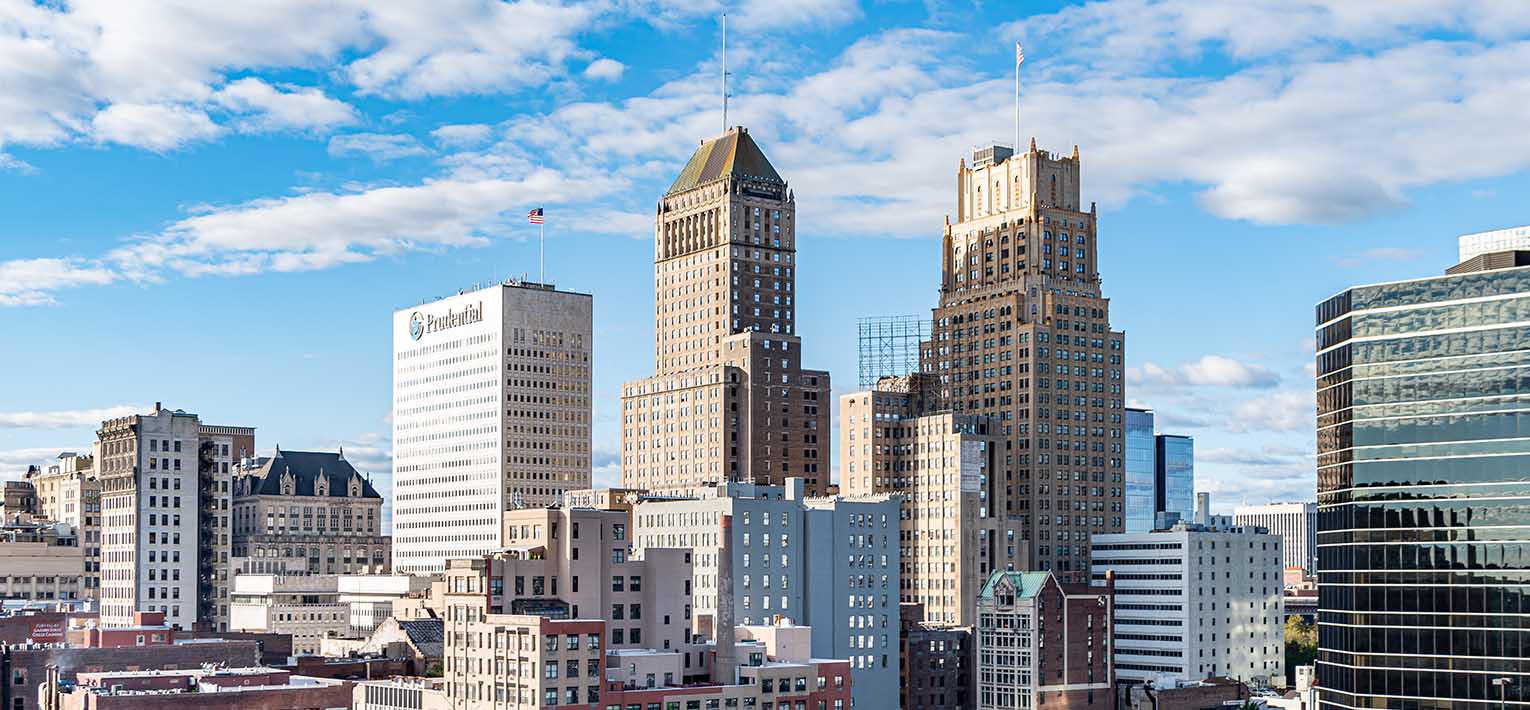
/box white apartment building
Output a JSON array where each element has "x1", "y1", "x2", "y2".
[
  {"x1": 391, "y1": 281, "x2": 592, "y2": 574},
  {"x1": 1091, "y1": 521, "x2": 1285, "y2": 688},
  {"x1": 1233, "y1": 502, "x2": 1317, "y2": 574},
  {"x1": 632, "y1": 478, "x2": 901, "y2": 710}
]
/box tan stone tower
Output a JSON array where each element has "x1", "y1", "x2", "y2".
[
  {"x1": 931, "y1": 140, "x2": 1126, "y2": 583},
  {"x1": 621, "y1": 127, "x2": 831, "y2": 496}
]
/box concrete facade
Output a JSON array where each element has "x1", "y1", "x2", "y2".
[
  {"x1": 0, "y1": 527, "x2": 85, "y2": 603},
  {"x1": 1091, "y1": 522, "x2": 1284, "y2": 687},
  {"x1": 1233, "y1": 502, "x2": 1317, "y2": 574},
  {"x1": 391, "y1": 282, "x2": 593, "y2": 574},
  {"x1": 622, "y1": 127, "x2": 831, "y2": 497},
  {"x1": 839, "y1": 375, "x2": 1027, "y2": 626},
  {"x1": 975, "y1": 570, "x2": 1113, "y2": 710},
  {"x1": 25, "y1": 454, "x2": 101, "y2": 598},
  {"x1": 231, "y1": 449, "x2": 389, "y2": 578}
]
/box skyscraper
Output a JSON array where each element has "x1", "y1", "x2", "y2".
[
  {"x1": 1315, "y1": 242, "x2": 1530, "y2": 708},
  {"x1": 391, "y1": 281, "x2": 592, "y2": 574},
  {"x1": 1154, "y1": 433, "x2": 1194, "y2": 525},
  {"x1": 621, "y1": 127, "x2": 831, "y2": 497},
  {"x1": 1124, "y1": 407, "x2": 1155, "y2": 532},
  {"x1": 920, "y1": 141, "x2": 1126, "y2": 583}
]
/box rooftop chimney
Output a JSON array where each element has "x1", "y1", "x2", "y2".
[{"x1": 713, "y1": 514, "x2": 737, "y2": 685}]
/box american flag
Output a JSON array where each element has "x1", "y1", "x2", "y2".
[
  {"x1": 528, "y1": 207, "x2": 544, "y2": 224},
  {"x1": 1016, "y1": 42, "x2": 1025, "y2": 66}
]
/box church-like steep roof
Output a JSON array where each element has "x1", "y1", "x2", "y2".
[
  {"x1": 242, "y1": 450, "x2": 382, "y2": 499},
  {"x1": 666, "y1": 127, "x2": 783, "y2": 196}
]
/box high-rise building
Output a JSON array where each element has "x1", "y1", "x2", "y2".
[
  {"x1": 391, "y1": 281, "x2": 593, "y2": 574},
  {"x1": 1233, "y1": 502, "x2": 1316, "y2": 574},
  {"x1": 1315, "y1": 245, "x2": 1530, "y2": 708},
  {"x1": 94, "y1": 404, "x2": 253, "y2": 630},
  {"x1": 621, "y1": 126, "x2": 832, "y2": 497},
  {"x1": 838, "y1": 374, "x2": 1026, "y2": 626},
  {"x1": 231, "y1": 449, "x2": 390, "y2": 576},
  {"x1": 1154, "y1": 433, "x2": 1194, "y2": 525},
  {"x1": 974, "y1": 569, "x2": 1114, "y2": 710},
  {"x1": 1124, "y1": 408, "x2": 1155, "y2": 532},
  {"x1": 631, "y1": 479, "x2": 900, "y2": 709},
  {"x1": 1092, "y1": 521, "x2": 1285, "y2": 688},
  {"x1": 915, "y1": 140, "x2": 1126, "y2": 584}
]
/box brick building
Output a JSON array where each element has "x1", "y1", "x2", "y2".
[
  {"x1": 975, "y1": 570, "x2": 1113, "y2": 710},
  {"x1": 5, "y1": 638, "x2": 259, "y2": 710},
  {"x1": 55, "y1": 667, "x2": 349, "y2": 710},
  {"x1": 900, "y1": 602, "x2": 974, "y2": 710}
]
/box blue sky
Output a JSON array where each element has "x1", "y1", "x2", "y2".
[{"x1": 4, "y1": 0, "x2": 1530, "y2": 518}]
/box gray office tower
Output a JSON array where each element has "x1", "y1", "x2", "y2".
[{"x1": 1315, "y1": 238, "x2": 1530, "y2": 708}]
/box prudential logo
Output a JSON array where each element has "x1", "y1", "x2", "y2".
[{"x1": 409, "y1": 312, "x2": 424, "y2": 341}]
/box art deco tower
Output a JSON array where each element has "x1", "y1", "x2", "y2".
[{"x1": 621, "y1": 127, "x2": 831, "y2": 496}]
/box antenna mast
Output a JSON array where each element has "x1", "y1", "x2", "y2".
[{"x1": 722, "y1": 13, "x2": 728, "y2": 133}]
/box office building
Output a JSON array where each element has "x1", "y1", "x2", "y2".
[
  {"x1": 900, "y1": 602, "x2": 974, "y2": 710},
  {"x1": 391, "y1": 281, "x2": 593, "y2": 573},
  {"x1": 1233, "y1": 502, "x2": 1317, "y2": 574},
  {"x1": 1155, "y1": 434, "x2": 1194, "y2": 525},
  {"x1": 621, "y1": 126, "x2": 832, "y2": 497},
  {"x1": 231, "y1": 448, "x2": 390, "y2": 576},
  {"x1": 1458, "y1": 224, "x2": 1530, "y2": 262},
  {"x1": 1315, "y1": 244, "x2": 1530, "y2": 708},
  {"x1": 838, "y1": 375, "x2": 1026, "y2": 625},
  {"x1": 632, "y1": 479, "x2": 901, "y2": 709},
  {"x1": 974, "y1": 569, "x2": 1113, "y2": 710},
  {"x1": 94, "y1": 404, "x2": 253, "y2": 630},
  {"x1": 1091, "y1": 521, "x2": 1284, "y2": 687},
  {"x1": 910, "y1": 140, "x2": 1127, "y2": 584},
  {"x1": 1124, "y1": 408, "x2": 1155, "y2": 532}
]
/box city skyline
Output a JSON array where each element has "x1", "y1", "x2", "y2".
[{"x1": 7, "y1": 2, "x2": 1530, "y2": 517}]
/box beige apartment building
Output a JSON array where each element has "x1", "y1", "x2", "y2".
[
  {"x1": 839, "y1": 374, "x2": 1026, "y2": 626},
  {"x1": 95, "y1": 404, "x2": 253, "y2": 629},
  {"x1": 621, "y1": 127, "x2": 831, "y2": 497},
  {"x1": 25, "y1": 453, "x2": 102, "y2": 598}
]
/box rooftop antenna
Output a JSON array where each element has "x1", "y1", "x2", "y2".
[{"x1": 722, "y1": 13, "x2": 729, "y2": 133}]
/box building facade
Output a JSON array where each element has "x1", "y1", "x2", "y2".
[
  {"x1": 631, "y1": 479, "x2": 901, "y2": 709},
  {"x1": 0, "y1": 520, "x2": 85, "y2": 603},
  {"x1": 391, "y1": 281, "x2": 593, "y2": 574},
  {"x1": 1091, "y1": 522, "x2": 1284, "y2": 687},
  {"x1": 1315, "y1": 246, "x2": 1530, "y2": 708},
  {"x1": 900, "y1": 602, "x2": 974, "y2": 710},
  {"x1": 838, "y1": 376, "x2": 1027, "y2": 625},
  {"x1": 231, "y1": 448, "x2": 389, "y2": 579},
  {"x1": 26, "y1": 454, "x2": 101, "y2": 598},
  {"x1": 1124, "y1": 408, "x2": 1156, "y2": 533},
  {"x1": 94, "y1": 404, "x2": 253, "y2": 630},
  {"x1": 57, "y1": 667, "x2": 350, "y2": 710},
  {"x1": 913, "y1": 141, "x2": 1127, "y2": 584},
  {"x1": 1154, "y1": 434, "x2": 1194, "y2": 526},
  {"x1": 975, "y1": 570, "x2": 1113, "y2": 710},
  {"x1": 621, "y1": 126, "x2": 832, "y2": 497},
  {"x1": 1233, "y1": 502, "x2": 1317, "y2": 575}
]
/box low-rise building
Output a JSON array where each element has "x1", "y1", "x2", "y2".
[
  {"x1": 8, "y1": 634, "x2": 260, "y2": 710},
  {"x1": 900, "y1": 603, "x2": 973, "y2": 710},
  {"x1": 1091, "y1": 521, "x2": 1284, "y2": 688},
  {"x1": 0, "y1": 520, "x2": 86, "y2": 604},
  {"x1": 229, "y1": 574, "x2": 348, "y2": 655},
  {"x1": 56, "y1": 667, "x2": 350, "y2": 710},
  {"x1": 354, "y1": 677, "x2": 448, "y2": 710},
  {"x1": 975, "y1": 570, "x2": 1113, "y2": 710}
]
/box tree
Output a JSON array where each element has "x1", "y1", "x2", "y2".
[{"x1": 1285, "y1": 614, "x2": 1317, "y2": 672}]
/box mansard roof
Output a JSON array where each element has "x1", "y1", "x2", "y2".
[{"x1": 243, "y1": 449, "x2": 381, "y2": 499}]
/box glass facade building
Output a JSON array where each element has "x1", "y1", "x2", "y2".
[
  {"x1": 1155, "y1": 434, "x2": 1194, "y2": 525},
  {"x1": 1315, "y1": 263, "x2": 1530, "y2": 708},
  {"x1": 1125, "y1": 408, "x2": 1157, "y2": 532}
]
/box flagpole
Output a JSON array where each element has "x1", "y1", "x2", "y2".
[
  {"x1": 1014, "y1": 45, "x2": 1020, "y2": 152},
  {"x1": 539, "y1": 219, "x2": 545, "y2": 284}
]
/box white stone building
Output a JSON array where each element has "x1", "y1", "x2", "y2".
[
  {"x1": 391, "y1": 280, "x2": 593, "y2": 574},
  {"x1": 1091, "y1": 521, "x2": 1285, "y2": 688},
  {"x1": 1233, "y1": 502, "x2": 1317, "y2": 574}
]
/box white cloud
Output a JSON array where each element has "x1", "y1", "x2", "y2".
[
  {"x1": 0, "y1": 257, "x2": 116, "y2": 306},
  {"x1": 213, "y1": 78, "x2": 356, "y2": 133},
  {"x1": 583, "y1": 57, "x2": 625, "y2": 82},
  {"x1": 430, "y1": 123, "x2": 494, "y2": 148},
  {"x1": 0, "y1": 153, "x2": 36, "y2": 174},
  {"x1": 1228, "y1": 390, "x2": 1315, "y2": 433},
  {"x1": 0, "y1": 405, "x2": 141, "y2": 429},
  {"x1": 735, "y1": 0, "x2": 859, "y2": 30},
  {"x1": 91, "y1": 103, "x2": 222, "y2": 151},
  {"x1": 327, "y1": 133, "x2": 431, "y2": 162},
  {"x1": 0, "y1": 447, "x2": 72, "y2": 481},
  {"x1": 1132, "y1": 354, "x2": 1280, "y2": 389}
]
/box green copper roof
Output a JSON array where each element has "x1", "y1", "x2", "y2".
[
  {"x1": 666, "y1": 128, "x2": 783, "y2": 196},
  {"x1": 979, "y1": 570, "x2": 1052, "y2": 600}
]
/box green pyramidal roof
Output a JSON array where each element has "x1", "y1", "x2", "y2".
[
  {"x1": 666, "y1": 127, "x2": 784, "y2": 196},
  {"x1": 979, "y1": 570, "x2": 1052, "y2": 600}
]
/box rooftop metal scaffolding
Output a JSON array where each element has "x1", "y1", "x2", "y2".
[{"x1": 857, "y1": 315, "x2": 930, "y2": 388}]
